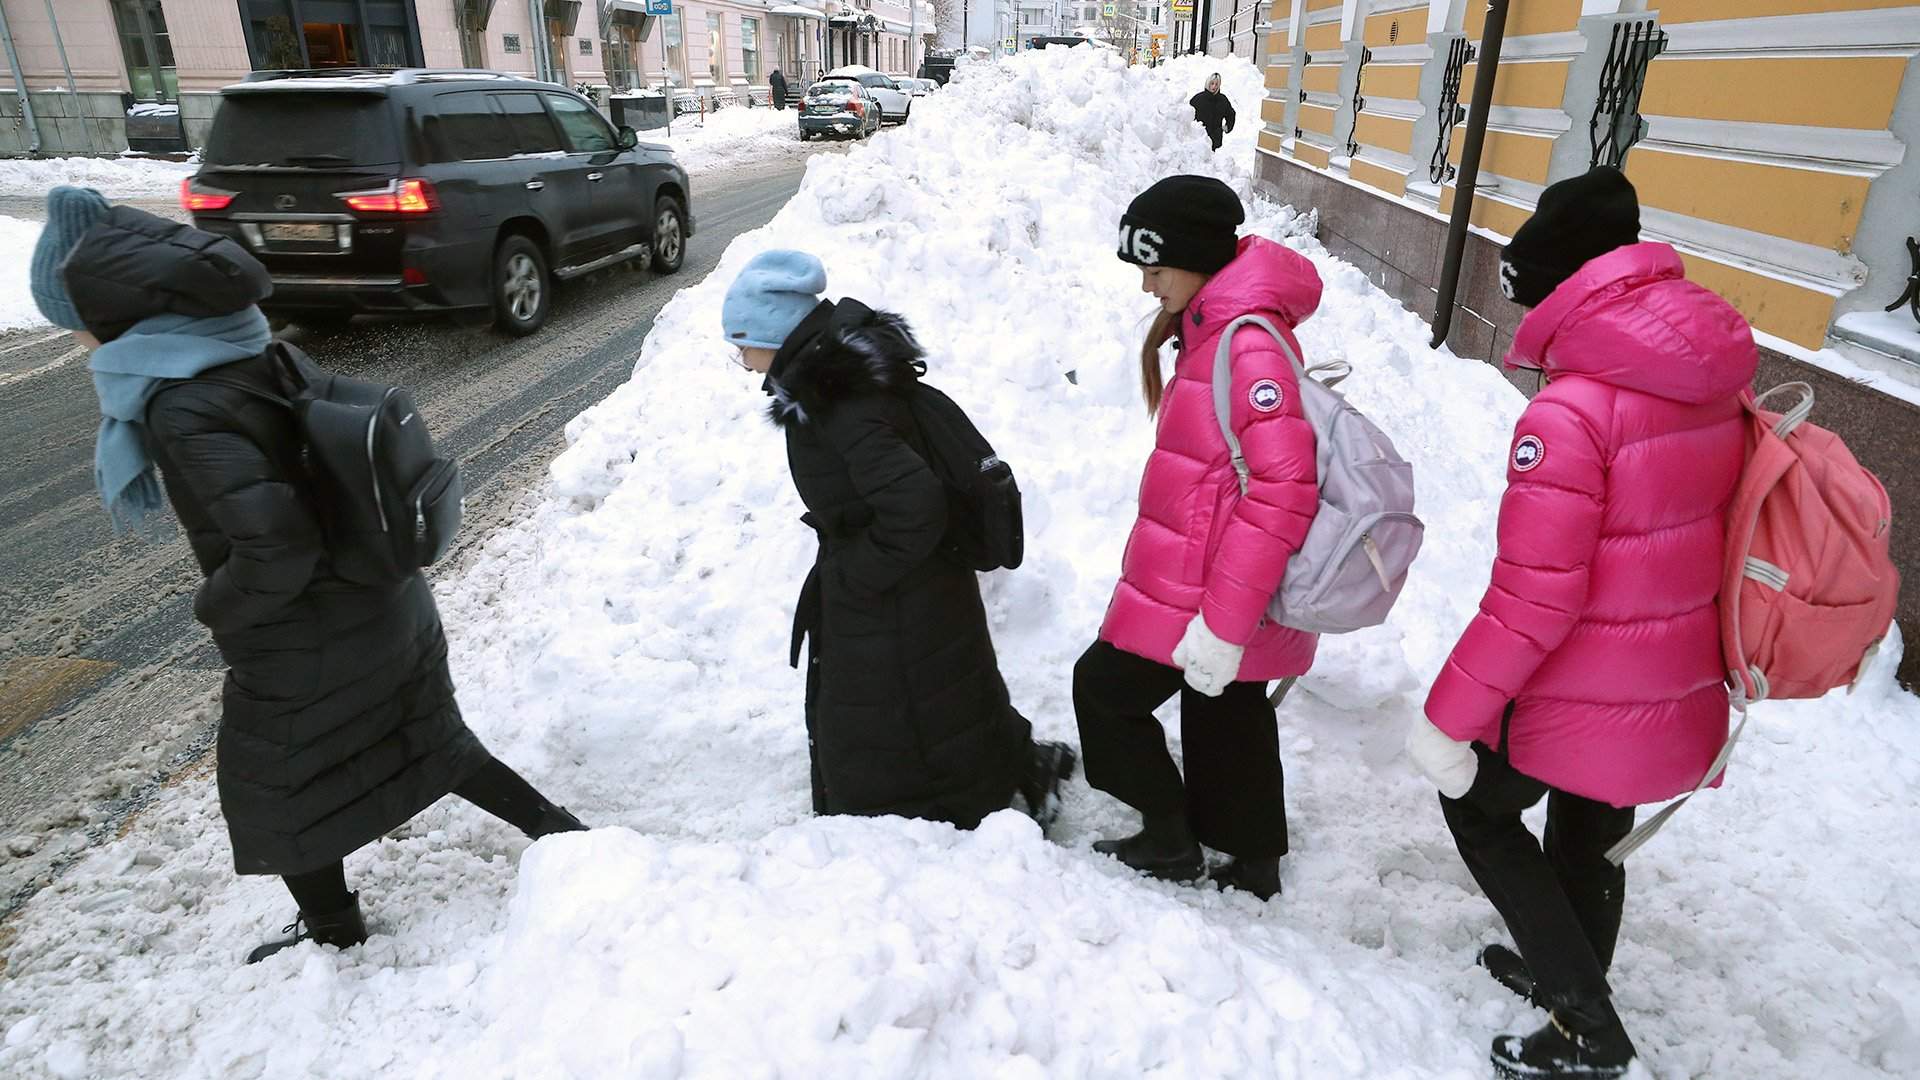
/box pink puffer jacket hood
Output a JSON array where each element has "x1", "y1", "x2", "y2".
[
  {"x1": 1099, "y1": 236, "x2": 1323, "y2": 681},
  {"x1": 1426, "y1": 242, "x2": 1759, "y2": 806}
]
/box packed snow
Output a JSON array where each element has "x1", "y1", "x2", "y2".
[
  {"x1": 2, "y1": 48, "x2": 1917, "y2": 1080},
  {"x1": 641, "y1": 100, "x2": 817, "y2": 174},
  {"x1": 0, "y1": 216, "x2": 47, "y2": 331},
  {"x1": 0, "y1": 154, "x2": 195, "y2": 200}
]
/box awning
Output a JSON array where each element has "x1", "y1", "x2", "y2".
[
  {"x1": 463, "y1": 0, "x2": 501, "y2": 31},
  {"x1": 545, "y1": 0, "x2": 582, "y2": 36},
  {"x1": 605, "y1": 0, "x2": 654, "y2": 32},
  {"x1": 770, "y1": 4, "x2": 828, "y2": 19}
]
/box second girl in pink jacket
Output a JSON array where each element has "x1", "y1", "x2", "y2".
[{"x1": 1074, "y1": 176, "x2": 1322, "y2": 901}]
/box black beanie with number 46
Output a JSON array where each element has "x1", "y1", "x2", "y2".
[
  {"x1": 1117, "y1": 175, "x2": 1245, "y2": 276},
  {"x1": 1499, "y1": 166, "x2": 1642, "y2": 309}
]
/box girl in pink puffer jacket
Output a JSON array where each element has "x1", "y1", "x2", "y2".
[
  {"x1": 1073, "y1": 176, "x2": 1323, "y2": 902},
  {"x1": 1407, "y1": 168, "x2": 1758, "y2": 1080}
]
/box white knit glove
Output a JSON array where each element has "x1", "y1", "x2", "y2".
[
  {"x1": 1406, "y1": 716, "x2": 1479, "y2": 799},
  {"x1": 1171, "y1": 614, "x2": 1244, "y2": 698}
]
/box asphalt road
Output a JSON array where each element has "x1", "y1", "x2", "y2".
[{"x1": 0, "y1": 154, "x2": 813, "y2": 916}]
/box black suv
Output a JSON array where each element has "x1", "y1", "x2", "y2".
[{"x1": 183, "y1": 69, "x2": 693, "y2": 336}]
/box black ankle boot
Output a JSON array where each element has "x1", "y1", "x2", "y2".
[
  {"x1": 1479, "y1": 944, "x2": 1537, "y2": 1006},
  {"x1": 1092, "y1": 813, "x2": 1204, "y2": 882},
  {"x1": 1207, "y1": 857, "x2": 1281, "y2": 900},
  {"x1": 1491, "y1": 995, "x2": 1636, "y2": 1080},
  {"x1": 527, "y1": 803, "x2": 590, "y2": 839},
  {"x1": 1018, "y1": 740, "x2": 1077, "y2": 832},
  {"x1": 246, "y1": 892, "x2": 369, "y2": 964}
]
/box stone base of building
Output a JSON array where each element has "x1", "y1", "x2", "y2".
[{"x1": 1257, "y1": 147, "x2": 1920, "y2": 689}]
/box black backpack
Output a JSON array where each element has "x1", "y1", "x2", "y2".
[
  {"x1": 903, "y1": 376, "x2": 1024, "y2": 572},
  {"x1": 197, "y1": 343, "x2": 463, "y2": 585}
]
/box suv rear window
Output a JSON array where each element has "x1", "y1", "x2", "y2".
[
  {"x1": 204, "y1": 93, "x2": 399, "y2": 167},
  {"x1": 494, "y1": 92, "x2": 564, "y2": 155}
]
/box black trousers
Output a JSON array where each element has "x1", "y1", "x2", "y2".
[
  {"x1": 281, "y1": 755, "x2": 566, "y2": 914},
  {"x1": 1441, "y1": 743, "x2": 1635, "y2": 1005},
  {"x1": 1072, "y1": 640, "x2": 1287, "y2": 858}
]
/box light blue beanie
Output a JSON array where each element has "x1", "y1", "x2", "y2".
[
  {"x1": 722, "y1": 249, "x2": 827, "y2": 350},
  {"x1": 32, "y1": 186, "x2": 112, "y2": 331}
]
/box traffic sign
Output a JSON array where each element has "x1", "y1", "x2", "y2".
[
  {"x1": 1102, "y1": 2, "x2": 1117, "y2": 16},
  {"x1": 646, "y1": 0, "x2": 672, "y2": 14},
  {"x1": 1170, "y1": 0, "x2": 1193, "y2": 13}
]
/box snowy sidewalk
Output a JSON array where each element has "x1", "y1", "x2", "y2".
[{"x1": 2, "y1": 50, "x2": 1917, "y2": 1080}]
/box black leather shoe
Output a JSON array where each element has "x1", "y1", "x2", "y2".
[
  {"x1": 1479, "y1": 943, "x2": 1537, "y2": 1006},
  {"x1": 1093, "y1": 814, "x2": 1204, "y2": 883},
  {"x1": 1018, "y1": 740, "x2": 1077, "y2": 832},
  {"x1": 245, "y1": 893, "x2": 369, "y2": 965},
  {"x1": 1491, "y1": 996, "x2": 1636, "y2": 1080},
  {"x1": 1207, "y1": 856, "x2": 1281, "y2": 900}
]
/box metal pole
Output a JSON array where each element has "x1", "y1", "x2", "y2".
[
  {"x1": 44, "y1": 0, "x2": 76, "y2": 96},
  {"x1": 1430, "y1": 0, "x2": 1508, "y2": 351},
  {"x1": 0, "y1": 2, "x2": 41, "y2": 152}
]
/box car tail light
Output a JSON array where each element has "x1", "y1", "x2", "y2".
[
  {"x1": 848, "y1": 99, "x2": 864, "y2": 116},
  {"x1": 339, "y1": 178, "x2": 439, "y2": 214},
  {"x1": 179, "y1": 178, "x2": 236, "y2": 213},
  {"x1": 401, "y1": 267, "x2": 429, "y2": 286}
]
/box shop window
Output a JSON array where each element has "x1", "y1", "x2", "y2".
[
  {"x1": 742, "y1": 18, "x2": 761, "y2": 83},
  {"x1": 238, "y1": 0, "x2": 423, "y2": 71},
  {"x1": 708, "y1": 12, "x2": 725, "y2": 84},
  {"x1": 665, "y1": 13, "x2": 686, "y2": 85}
]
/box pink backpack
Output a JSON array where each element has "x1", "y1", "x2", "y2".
[{"x1": 1608, "y1": 382, "x2": 1898, "y2": 862}]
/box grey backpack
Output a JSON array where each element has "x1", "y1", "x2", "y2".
[{"x1": 1211, "y1": 315, "x2": 1424, "y2": 634}]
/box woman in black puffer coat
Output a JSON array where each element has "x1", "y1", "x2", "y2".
[
  {"x1": 722, "y1": 249, "x2": 1075, "y2": 829},
  {"x1": 36, "y1": 189, "x2": 587, "y2": 965}
]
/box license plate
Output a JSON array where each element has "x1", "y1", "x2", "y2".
[{"x1": 263, "y1": 223, "x2": 335, "y2": 243}]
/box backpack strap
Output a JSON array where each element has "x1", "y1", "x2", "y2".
[
  {"x1": 1604, "y1": 701, "x2": 1750, "y2": 864},
  {"x1": 1210, "y1": 314, "x2": 1309, "y2": 495}
]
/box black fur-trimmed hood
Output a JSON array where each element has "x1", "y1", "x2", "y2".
[{"x1": 764, "y1": 298, "x2": 924, "y2": 427}]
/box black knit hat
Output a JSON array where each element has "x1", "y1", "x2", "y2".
[
  {"x1": 1117, "y1": 175, "x2": 1245, "y2": 276},
  {"x1": 1500, "y1": 166, "x2": 1641, "y2": 308}
]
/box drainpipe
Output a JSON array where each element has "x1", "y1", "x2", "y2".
[
  {"x1": 529, "y1": 0, "x2": 554, "y2": 82},
  {"x1": 44, "y1": 0, "x2": 76, "y2": 96},
  {"x1": 1430, "y1": 0, "x2": 1508, "y2": 350},
  {"x1": 0, "y1": 2, "x2": 41, "y2": 153}
]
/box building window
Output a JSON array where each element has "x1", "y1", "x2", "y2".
[
  {"x1": 110, "y1": 1, "x2": 179, "y2": 102},
  {"x1": 741, "y1": 17, "x2": 761, "y2": 82},
  {"x1": 664, "y1": 13, "x2": 686, "y2": 85},
  {"x1": 237, "y1": 0, "x2": 424, "y2": 71},
  {"x1": 707, "y1": 12, "x2": 725, "y2": 84}
]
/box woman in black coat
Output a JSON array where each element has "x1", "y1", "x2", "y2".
[
  {"x1": 1190, "y1": 73, "x2": 1236, "y2": 151},
  {"x1": 34, "y1": 189, "x2": 586, "y2": 964},
  {"x1": 770, "y1": 68, "x2": 789, "y2": 110},
  {"x1": 722, "y1": 250, "x2": 1074, "y2": 829}
]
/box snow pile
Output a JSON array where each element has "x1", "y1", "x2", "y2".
[
  {"x1": 0, "y1": 216, "x2": 47, "y2": 331},
  {"x1": 3, "y1": 48, "x2": 1918, "y2": 1080},
  {"x1": 643, "y1": 102, "x2": 811, "y2": 173},
  {"x1": 0, "y1": 155, "x2": 194, "y2": 200}
]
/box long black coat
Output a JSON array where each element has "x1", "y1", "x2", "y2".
[
  {"x1": 64, "y1": 208, "x2": 490, "y2": 877},
  {"x1": 770, "y1": 69, "x2": 789, "y2": 109},
  {"x1": 1190, "y1": 88, "x2": 1236, "y2": 145},
  {"x1": 769, "y1": 299, "x2": 1030, "y2": 827},
  {"x1": 145, "y1": 359, "x2": 490, "y2": 876}
]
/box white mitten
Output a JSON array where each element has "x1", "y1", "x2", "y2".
[
  {"x1": 1406, "y1": 715, "x2": 1479, "y2": 799},
  {"x1": 1171, "y1": 614, "x2": 1244, "y2": 698}
]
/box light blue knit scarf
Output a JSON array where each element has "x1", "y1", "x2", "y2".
[{"x1": 88, "y1": 308, "x2": 274, "y2": 532}]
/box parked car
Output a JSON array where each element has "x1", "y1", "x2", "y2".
[
  {"x1": 181, "y1": 68, "x2": 693, "y2": 337},
  {"x1": 798, "y1": 79, "x2": 882, "y2": 140},
  {"x1": 895, "y1": 77, "x2": 937, "y2": 98},
  {"x1": 824, "y1": 65, "x2": 913, "y2": 123}
]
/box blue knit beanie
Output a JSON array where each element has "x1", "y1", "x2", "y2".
[
  {"x1": 32, "y1": 186, "x2": 112, "y2": 331},
  {"x1": 722, "y1": 250, "x2": 827, "y2": 350}
]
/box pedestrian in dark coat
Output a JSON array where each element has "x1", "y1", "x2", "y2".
[
  {"x1": 721, "y1": 249, "x2": 1076, "y2": 830},
  {"x1": 770, "y1": 68, "x2": 790, "y2": 110},
  {"x1": 1190, "y1": 73, "x2": 1236, "y2": 151},
  {"x1": 33, "y1": 187, "x2": 588, "y2": 965}
]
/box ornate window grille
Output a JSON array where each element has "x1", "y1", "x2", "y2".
[
  {"x1": 1887, "y1": 237, "x2": 1920, "y2": 326},
  {"x1": 1589, "y1": 19, "x2": 1668, "y2": 169},
  {"x1": 1344, "y1": 45, "x2": 1372, "y2": 158},
  {"x1": 1429, "y1": 37, "x2": 1473, "y2": 184}
]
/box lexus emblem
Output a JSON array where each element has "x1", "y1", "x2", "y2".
[{"x1": 275, "y1": 194, "x2": 297, "y2": 210}]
